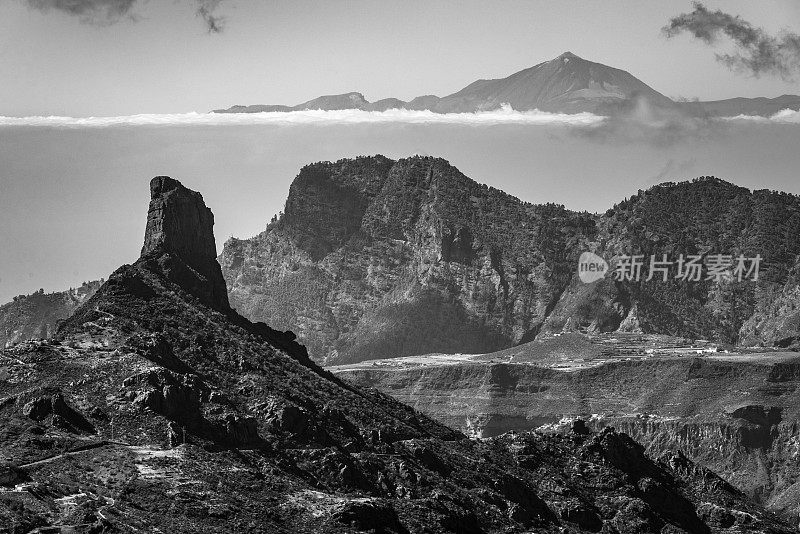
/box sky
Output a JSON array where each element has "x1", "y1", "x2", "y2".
[
  {"x1": 1, "y1": 0, "x2": 800, "y2": 304},
  {"x1": 1, "y1": 0, "x2": 799, "y2": 117}
]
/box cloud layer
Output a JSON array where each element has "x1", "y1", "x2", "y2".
[
  {"x1": 663, "y1": 2, "x2": 800, "y2": 79},
  {"x1": 0, "y1": 107, "x2": 796, "y2": 150},
  {"x1": 0, "y1": 106, "x2": 608, "y2": 128},
  {"x1": 23, "y1": 0, "x2": 226, "y2": 32}
]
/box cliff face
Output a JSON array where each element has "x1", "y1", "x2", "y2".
[
  {"x1": 221, "y1": 156, "x2": 596, "y2": 364},
  {"x1": 597, "y1": 417, "x2": 800, "y2": 518},
  {"x1": 3, "y1": 176, "x2": 781, "y2": 533},
  {"x1": 220, "y1": 158, "x2": 800, "y2": 365},
  {"x1": 335, "y1": 353, "x2": 800, "y2": 520},
  {"x1": 141, "y1": 175, "x2": 230, "y2": 312},
  {"x1": 0, "y1": 281, "x2": 102, "y2": 347}
]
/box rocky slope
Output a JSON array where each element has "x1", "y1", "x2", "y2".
[
  {"x1": 333, "y1": 337, "x2": 800, "y2": 522},
  {"x1": 220, "y1": 157, "x2": 800, "y2": 365},
  {"x1": 740, "y1": 257, "x2": 800, "y2": 349},
  {"x1": 1, "y1": 176, "x2": 783, "y2": 533},
  {"x1": 541, "y1": 177, "x2": 800, "y2": 345},
  {"x1": 0, "y1": 281, "x2": 102, "y2": 347},
  {"x1": 220, "y1": 155, "x2": 597, "y2": 365}
]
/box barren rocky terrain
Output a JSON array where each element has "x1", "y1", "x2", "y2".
[
  {"x1": 3, "y1": 176, "x2": 788, "y2": 533},
  {"x1": 333, "y1": 333, "x2": 800, "y2": 522}
]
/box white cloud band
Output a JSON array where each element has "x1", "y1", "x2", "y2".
[{"x1": 0, "y1": 106, "x2": 606, "y2": 128}]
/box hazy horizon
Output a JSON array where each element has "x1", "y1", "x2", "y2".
[{"x1": 3, "y1": 0, "x2": 800, "y2": 302}]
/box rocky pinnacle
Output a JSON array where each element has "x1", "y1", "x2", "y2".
[{"x1": 141, "y1": 176, "x2": 230, "y2": 311}]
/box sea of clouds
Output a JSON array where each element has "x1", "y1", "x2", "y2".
[
  {"x1": 0, "y1": 105, "x2": 605, "y2": 128},
  {"x1": 2, "y1": 105, "x2": 798, "y2": 129}
]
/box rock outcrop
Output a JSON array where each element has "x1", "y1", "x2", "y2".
[{"x1": 141, "y1": 176, "x2": 230, "y2": 312}]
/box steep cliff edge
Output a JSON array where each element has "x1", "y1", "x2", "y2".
[
  {"x1": 221, "y1": 156, "x2": 595, "y2": 365},
  {"x1": 140, "y1": 175, "x2": 230, "y2": 312}
]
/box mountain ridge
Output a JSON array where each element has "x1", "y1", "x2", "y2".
[
  {"x1": 213, "y1": 52, "x2": 800, "y2": 117},
  {"x1": 219, "y1": 156, "x2": 800, "y2": 366},
  {"x1": 0, "y1": 280, "x2": 103, "y2": 348}
]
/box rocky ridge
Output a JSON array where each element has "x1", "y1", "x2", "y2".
[
  {"x1": 214, "y1": 52, "x2": 800, "y2": 117},
  {"x1": 220, "y1": 157, "x2": 800, "y2": 365}
]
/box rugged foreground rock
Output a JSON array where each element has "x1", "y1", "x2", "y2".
[
  {"x1": 0, "y1": 177, "x2": 789, "y2": 533},
  {"x1": 220, "y1": 156, "x2": 800, "y2": 365}
]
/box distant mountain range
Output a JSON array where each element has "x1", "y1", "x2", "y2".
[
  {"x1": 0, "y1": 280, "x2": 102, "y2": 347},
  {"x1": 213, "y1": 52, "x2": 800, "y2": 117}
]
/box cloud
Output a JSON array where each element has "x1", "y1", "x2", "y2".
[
  {"x1": 25, "y1": 0, "x2": 137, "y2": 24},
  {"x1": 195, "y1": 0, "x2": 224, "y2": 33},
  {"x1": 0, "y1": 107, "x2": 606, "y2": 128},
  {"x1": 663, "y1": 2, "x2": 800, "y2": 79},
  {"x1": 723, "y1": 108, "x2": 800, "y2": 123},
  {"x1": 23, "y1": 0, "x2": 227, "y2": 31},
  {"x1": 570, "y1": 95, "x2": 726, "y2": 146},
  {"x1": 0, "y1": 106, "x2": 796, "y2": 144}
]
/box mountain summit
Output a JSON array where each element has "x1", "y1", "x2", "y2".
[{"x1": 432, "y1": 51, "x2": 676, "y2": 114}]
